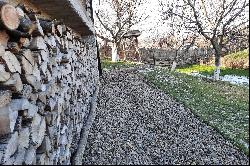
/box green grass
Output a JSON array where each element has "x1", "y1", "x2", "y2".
[
  {"x1": 224, "y1": 49, "x2": 249, "y2": 61},
  {"x1": 144, "y1": 68, "x2": 249, "y2": 155},
  {"x1": 101, "y1": 59, "x2": 138, "y2": 70},
  {"x1": 223, "y1": 49, "x2": 249, "y2": 70},
  {"x1": 176, "y1": 49, "x2": 249, "y2": 77},
  {"x1": 176, "y1": 64, "x2": 249, "y2": 77}
]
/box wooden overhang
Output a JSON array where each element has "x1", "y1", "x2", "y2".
[
  {"x1": 27, "y1": 0, "x2": 95, "y2": 36},
  {"x1": 1, "y1": 0, "x2": 95, "y2": 36}
]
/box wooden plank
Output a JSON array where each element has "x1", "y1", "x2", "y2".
[
  {"x1": 0, "y1": 64, "x2": 11, "y2": 82},
  {"x1": 0, "y1": 106, "x2": 14, "y2": 135},
  {"x1": 0, "y1": 132, "x2": 18, "y2": 161},
  {"x1": 0, "y1": 51, "x2": 21, "y2": 74},
  {"x1": 31, "y1": 114, "x2": 46, "y2": 148},
  {"x1": 13, "y1": 148, "x2": 26, "y2": 165},
  {"x1": 29, "y1": 36, "x2": 47, "y2": 51},
  {"x1": 23, "y1": 74, "x2": 41, "y2": 91},
  {"x1": 18, "y1": 128, "x2": 30, "y2": 149},
  {"x1": 20, "y1": 49, "x2": 35, "y2": 75},
  {"x1": 24, "y1": 145, "x2": 36, "y2": 165},
  {"x1": 0, "y1": 90, "x2": 11, "y2": 108},
  {"x1": 2, "y1": 73, "x2": 23, "y2": 92}
]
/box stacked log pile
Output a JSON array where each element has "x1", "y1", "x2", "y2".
[{"x1": 0, "y1": 2, "x2": 99, "y2": 165}]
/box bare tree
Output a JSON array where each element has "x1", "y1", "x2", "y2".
[
  {"x1": 224, "y1": 24, "x2": 249, "y2": 53},
  {"x1": 158, "y1": 14, "x2": 197, "y2": 71},
  {"x1": 94, "y1": 0, "x2": 148, "y2": 62},
  {"x1": 158, "y1": 35, "x2": 196, "y2": 71},
  {"x1": 160, "y1": 0, "x2": 249, "y2": 80}
]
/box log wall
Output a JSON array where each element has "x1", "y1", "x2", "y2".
[
  {"x1": 0, "y1": 1, "x2": 99, "y2": 165},
  {"x1": 140, "y1": 48, "x2": 215, "y2": 67}
]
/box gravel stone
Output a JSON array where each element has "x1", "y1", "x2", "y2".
[{"x1": 83, "y1": 69, "x2": 249, "y2": 165}]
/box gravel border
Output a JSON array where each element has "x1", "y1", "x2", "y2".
[{"x1": 83, "y1": 69, "x2": 249, "y2": 165}]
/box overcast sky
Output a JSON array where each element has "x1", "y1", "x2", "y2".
[
  {"x1": 130, "y1": 0, "x2": 181, "y2": 47},
  {"x1": 132, "y1": 1, "x2": 167, "y2": 41},
  {"x1": 93, "y1": 0, "x2": 249, "y2": 47},
  {"x1": 93, "y1": 0, "x2": 167, "y2": 41}
]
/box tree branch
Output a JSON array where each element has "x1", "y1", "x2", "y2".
[
  {"x1": 187, "y1": 0, "x2": 211, "y2": 40},
  {"x1": 96, "y1": 33, "x2": 113, "y2": 43},
  {"x1": 95, "y1": 12, "x2": 115, "y2": 38}
]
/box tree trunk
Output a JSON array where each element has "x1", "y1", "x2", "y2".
[
  {"x1": 211, "y1": 40, "x2": 222, "y2": 81},
  {"x1": 135, "y1": 48, "x2": 141, "y2": 62},
  {"x1": 171, "y1": 50, "x2": 178, "y2": 72},
  {"x1": 214, "y1": 55, "x2": 221, "y2": 81},
  {"x1": 121, "y1": 42, "x2": 126, "y2": 61},
  {"x1": 111, "y1": 43, "x2": 119, "y2": 62},
  {"x1": 137, "y1": 51, "x2": 141, "y2": 63},
  {"x1": 153, "y1": 55, "x2": 156, "y2": 66},
  {"x1": 171, "y1": 61, "x2": 177, "y2": 72}
]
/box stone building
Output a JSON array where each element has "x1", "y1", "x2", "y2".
[{"x1": 0, "y1": 0, "x2": 99, "y2": 165}]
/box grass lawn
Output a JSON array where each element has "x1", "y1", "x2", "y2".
[
  {"x1": 224, "y1": 49, "x2": 249, "y2": 64},
  {"x1": 176, "y1": 49, "x2": 249, "y2": 78},
  {"x1": 176, "y1": 64, "x2": 249, "y2": 77},
  {"x1": 101, "y1": 59, "x2": 139, "y2": 70},
  {"x1": 143, "y1": 68, "x2": 249, "y2": 155}
]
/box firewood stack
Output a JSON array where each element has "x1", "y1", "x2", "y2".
[{"x1": 0, "y1": 2, "x2": 99, "y2": 165}]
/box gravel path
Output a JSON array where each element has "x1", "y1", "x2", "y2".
[{"x1": 83, "y1": 69, "x2": 249, "y2": 165}]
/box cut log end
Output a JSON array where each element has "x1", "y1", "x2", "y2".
[{"x1": 0, "y1": 3, "x2": 20, "y2": 30}]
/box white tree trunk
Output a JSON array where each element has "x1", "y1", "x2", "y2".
[
  {"x1": 200, "y1": 59, "x2": 204, "y2": 65},
  {"x1": 213, "y1": 54, "x2": 221, "y2": 81},
  {"x1": 111, "y1": 43, "x2": 118, "y2": 62},
  {"x1": 211, "y1": 40, "x2": 222, "y2": 81},
  {"x1": 214, "y1": 65, "x2": 221, "y2": 81},
  {"x1": 171, "y1": 61, "x2": 177, "y2": 72}
]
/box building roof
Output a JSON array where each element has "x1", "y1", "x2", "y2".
[{"x1": 123, "y1": 30, "x2": 142, "y2": 38}]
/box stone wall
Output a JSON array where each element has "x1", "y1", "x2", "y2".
[
  {"x1": 0, "y1": 1, "x2": 99, "y2": 165},
  {"x1": 140, "y1": 47, "x2": 214, "y2": 67}
]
